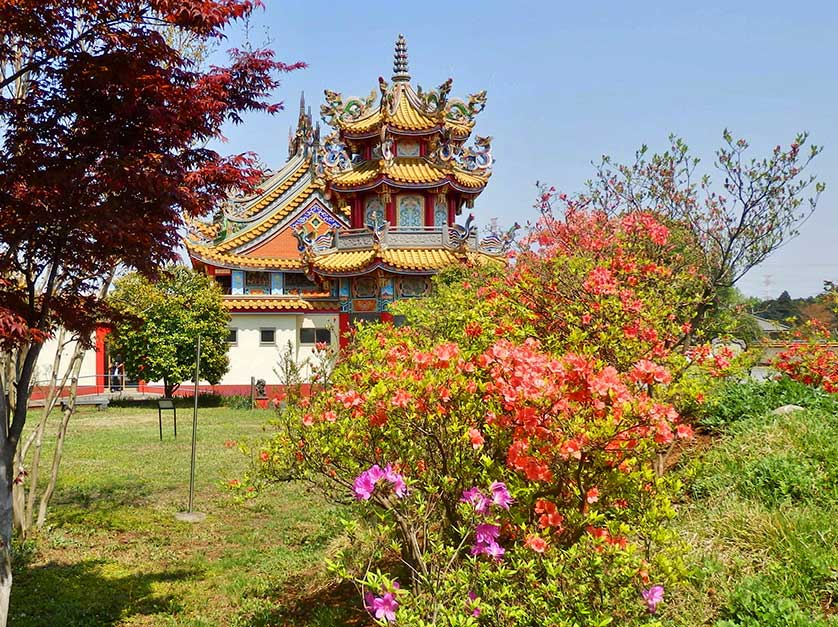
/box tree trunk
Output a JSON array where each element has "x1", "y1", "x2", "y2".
[{"x1": 0, "y1": 446, "x2": 15, "y2": 627}]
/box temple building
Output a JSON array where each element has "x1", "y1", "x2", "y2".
[{"x1": 179, "y1": 35, "x2": 510, "y2": 390}]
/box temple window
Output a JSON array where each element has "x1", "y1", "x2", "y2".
[
  {"x1": 284, "y1": 272, "x2": 320, "y2": 295},
  {"x1": 259, "y1": 328, "x2": 275, "y2": 345},
  {"x1": 299, "y1": 328, "x2": 332, "y2": 344},
  {"x1": 245, "y1": 271, "x2": 270, "y2": 295},
  {"x1": 227, "y1": 328, "x2": 238, "y2": 345},
  {"x1": 396, "y1": 140, "x2": 420, "y2": 157},
  {"x1": 433, "y1": 197, "x2": 448, "y2": 227},
  {"x1": 364, "y1": 197, "x2": 386, "y2": 227},
  {"x1": 214, "y1": 274, "x2": 232, "y2": 294},
  {"x1": 397, "y1": 194, "x2": 423, "y2": 228}
]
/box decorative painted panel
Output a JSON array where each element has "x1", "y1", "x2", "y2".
[
  {"x1": 289, "y1": 201, "x2": 345, "y2": 231},
  {"x1": 434, "y1": 197, "x2": 448, "y2": 227},
  {"x1": 398, "y1": 195, "x2": 423, "y2": 227},
  {"x1": 397, "y1": 140, "x2": 420, "y2": 157},
  {"x1": 270, "y1": 272, "x2": 284, "y2": 295},
  {"x1": 339, "y1": 278, "x2": 351, "y2": 299},
  {"x1": 364, "y1": 197, "x2": 386, "y2": 227},
  {"x1": 231, "y1": 270, "x2": 244, "y2": 295},
  {"x1": 353, "y1": 299, "x2": 377, "y2": 312},
  {"x1": 399, "y1": 276, "x2": 431, "y2": 297},
  {"x1": 353, "y1": 276, "x2": 377, "y2": 298}
]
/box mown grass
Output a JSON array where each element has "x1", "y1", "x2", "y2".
[
  {"x1": 9, "y1": 406, "x2": 365, "y2": 627},
  {"x1": 667, "y1": 407, "x2": 838, "y2": 626}
]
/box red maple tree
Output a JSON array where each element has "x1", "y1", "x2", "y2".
[{"x1": 0, "y1": 2, "x2": 301, "y2": 619}]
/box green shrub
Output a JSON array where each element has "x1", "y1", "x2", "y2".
[
  {"x1": 108, "y1": 392, "x2": 225, "y2": 408},
  {"x1": 737, "y1": 453, "x2": 822, "y2": 507},
  {"x1": 715, "y1": 577, "x2": 827, "y2": 627},
  {"x1": 224, "y1": 395, "x2": 253, "y2": 410},
  {"x1": 700, "y1": 377, "x2": 838, "y2": 431}
]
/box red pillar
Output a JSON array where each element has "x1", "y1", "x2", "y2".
[
  {"x1": 381, "y1": 312, "x2": 394, "y2": 325},
  {"x1": 386, "y1": 197, "x2": 396, "y2": 225},
  {"x1": 353, "y1": 197, "x2": 363, "y2": 228},
  {"x1": 339, "y1": 313, "x2": 351, "y2": 348},
  {"x1": 448, "y1": 196, "x2": 457, "y2": 225},
  {"x1": 424, "y1": 194, "x2": 434, "y2": 227},
  {"x1": 95, "y1": 327, "x2": 109, "y2": 393}
]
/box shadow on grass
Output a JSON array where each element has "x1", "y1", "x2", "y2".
[
  {"x1": 46, "y1": 480, "x2": 155, "y2": 528},
  {"x1": 240, "y1": 578, "x2": 368, "y2": 627},
  {"x1": 9, "y1": 559, "x2": 196, "y2": 626}
]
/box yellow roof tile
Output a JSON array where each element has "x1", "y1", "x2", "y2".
[
  {"x1": 224, "y1": 298, "x2": 339, "y2": 311},
  {"x1": 329, "y1": 159, "x2": 486, "y2": 190},
  {"x1": 188, "y1": 245, "x2": 304, "y2": 270},
  {"x1": 226, "y1": 160, "x2": 308, "y2": 219},
  {"x1": 234, "y1": 159, "x2": 310, "y2": 217},
  {"x1": 215, "y1": 184, "x2": 317, "y2": 252},
  {"x1": 312, "y1": 250, "x2": 377, "y2": 273},
  {"x1": 310, "y1": 248, "x2": 503, "y2": 274}
]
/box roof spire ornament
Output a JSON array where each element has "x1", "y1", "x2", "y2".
[{"x1": 392, "y1": 34, "x2": 410, "y2": 82}]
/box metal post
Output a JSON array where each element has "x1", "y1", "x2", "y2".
[
  {"x1": 250, "y1": 376, "x2": 255, "y2": 411},
  {"x1": 188, "y1": 334, "x2": 200, "y2": 513},
  {"x1": 176, "y1": 335, "x2": 205, "y2": 522}
]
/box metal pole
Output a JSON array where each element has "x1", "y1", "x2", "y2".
[{"x1": 187, "y1": 335, "x2": 200, "y2": 513}]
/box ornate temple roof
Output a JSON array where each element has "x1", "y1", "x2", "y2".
[
  {"x1": 320, "y1": 35, "x2": 485, "y2": 140},
  {"x1": 182, "y1": 35, "x2": 511, "y2": 281},
  {"x1": 315, "y1": 35, "x2": 493, "y2": 195}
]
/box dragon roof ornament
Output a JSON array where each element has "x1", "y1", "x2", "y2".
[
  {"x1": 319, "y1": 35, "x2": 488, "y2": 136},
  {"x1": 430, "y1": 132, "x2": 494, "y2": 178}
]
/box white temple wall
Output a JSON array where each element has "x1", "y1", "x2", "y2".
[{"x1": 223, "y1": 312, "x2": 338, "y2": 386}]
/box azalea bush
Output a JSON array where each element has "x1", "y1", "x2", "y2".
[
  {"x1": 244, "y1": 200, "x2": 755, "y2": 625},
  {"x1": 774, "y1": 321, "x2": 838, "y2": 393}
]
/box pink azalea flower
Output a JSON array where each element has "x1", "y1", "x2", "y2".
[
  {"x1": 370, "y1": 592, "x2": 399, "y2": 622},
  {"x1": 461, "y1": 487, "x2": 490, "y2": 515},
  {"x1": 489, "y1": 482, "x2": 513, "y2": 509},
  {"x1": 642, "y1": 585, "x2": 664, "y2": 613},
  {"x1": 474, "y1": 523, "x2": 500, "y2": 544},
  {"x1": 383, "y1": 464, "x2": 407, "y2": 497},
  {"x1": 466, "y1": 590, "x2": 481, "y2": 617},
  {"x1": 353, "y1": 464, "x2": 406, "y2": 500},
  {"x1": 353, "y1": 469, "x2": 378, "y2": 500},
  {"x1": 482, "y1": 540, "x2": 505, "y2": 561}
]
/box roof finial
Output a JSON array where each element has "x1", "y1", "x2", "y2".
[
  {"x1": 299, "y1": 91, "x2": 306, "y2": 117},
  {"x1": 392, "y1": 33, "x2": 410, "y2": 82}
]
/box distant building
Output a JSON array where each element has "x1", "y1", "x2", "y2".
[{"x1": 750, "y1": 315, "x2": 790, "y2": 339}]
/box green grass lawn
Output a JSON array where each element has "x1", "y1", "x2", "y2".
[
  {"x1": 668, "y1": 408, "x2": 838, "y2": 626},
  {"x1": 11, "y1": 398, "x2": 838, "y2": 626},
  {"x1": 9, "y1": 406, "x2": 365, "y2": 627}
]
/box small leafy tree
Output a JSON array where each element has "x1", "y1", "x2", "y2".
[
  {"x1": 579, "y1": 132, "x2": 823, "y2": 333},
  {"x1": 109, "y1": 266, "x2": 230, "y2": 398}
]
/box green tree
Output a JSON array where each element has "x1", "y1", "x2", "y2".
[{"x1": 109, "y1": 266, "x2": 230, "y2": 398}]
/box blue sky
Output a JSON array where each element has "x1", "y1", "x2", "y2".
[{"x1": 212, "y1": 0, "x2": 838, "y2": 299}]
